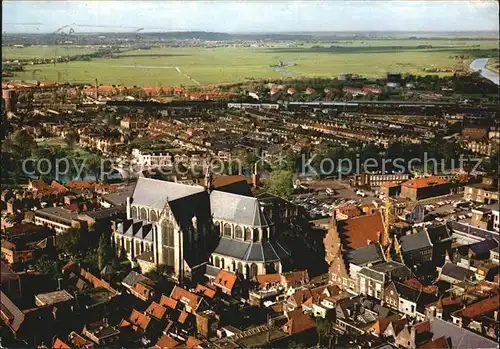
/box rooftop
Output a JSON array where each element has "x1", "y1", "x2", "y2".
[
  {"x1": 458, "y1": 295, "x2": 500, "y2": 319},
  {"x1": 35, "y1": 206, "x2": 79, "y2": 223},
  {"x1": 400, "y1": 230, "x2": 433, "y2": 252},
  {"x1": 214, "y1": 269, "x2": 238, "y2": 291},
  {"x1": 35, "y1": 289, "x2": 74, "y2": 306},
  {"x1": 132, "y1": 177, "x2": 206, "y2": 211},
  {"x1": 429, "y1": 318, "x2": 498, "y2": 349},
  {"x1": 338, "y1": 212, "x2": 385, "y2": 249},
  {"x1": 402, "y1": 176, "x2": 448, "y2": 189}
]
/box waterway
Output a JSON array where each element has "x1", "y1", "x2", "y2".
[{"x1": 469, "y1": 58, "x2": 499, "y2": 85}]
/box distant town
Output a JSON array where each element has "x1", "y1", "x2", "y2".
[{"x1": 1, "y1": 14, "x2": 499, "y2": 349}]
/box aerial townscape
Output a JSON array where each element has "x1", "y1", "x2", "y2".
[{"x1": 1, "y1": 1, "x2": 499, "y2": 349}]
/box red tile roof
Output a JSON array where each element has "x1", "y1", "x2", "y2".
[
  {"x1": 339, "y1": 212, "x2": 385, "y2": 248},
  {"x1": 405, "y1": 278, "x2": 423, "y2": 290},
  {"x1": 66, "y1": 181, "x2": 96, "y2": 190},
  {"x1": 30, "y1": 179, "x2": 51, "y2": 192},
  {"x1": 155, "y1": 334, "x2": 180, "y2": 349},
  {"x1": 53, "y1": 338, "x2": 71, "y2": 349},
  {"x1": 460, "y1": 294, "x2": 499, "y2": 318},
  {"x1": 51, "y1": 180, "x2": 67, "y2": 193},
  {"x1": 402, "y1": 176, "x2": 448, "y2": 189},
  {"x1": 178, "y1": 311, "x2": 189, "y2": 324},
  {"x1": 336, "y1": 204, "x2": 362, "y2": 218},
  {"x1": 302, "y1": 296, "x2": 314, "y2": 309},
  {"x1": 415, "y1": 321, "x2": 431, "y2": 334},
  {"x1": 271, "y1": 303, "x2": 284, "y2": 313},
  {"x1": 436, "y1": 296, "x2": 463, "y2": 309},
  {"x1": 289, "y1": 289, "x2": 313, "y2": 307},
  {"x1": 68, "y1": 332, "x2": 94, "y2": 348},
  {"x1": 370, "y1": 314, "x2": 401, "y2": 335},
  {"x1": 214, "y1": 269, "x2": 237, "y2": 292},
  {"x1": 422, "y1": 286, "x2": 438, "y2": 294},
  {"x1": 160, "y1": 295, "x2": 178, "y2": 309},
  {"x1": 145, "y1": 301, "x2": 167, "y2": 320},
  {"x1": 256, "y1": 273, "x2": 281, "y2": 288},
  {"x1": 419, "y1": 336, "x2": 450, "y2": 349},
  {"x1": 62, "y1": 260, "x2": 79, "y2": 274},
  {"x1": 185, "y1": 336, "x2": 202, "y2": 349},
  {"x1": 213, "y1": 175, "x2": 252, "y2": 188},
  {"x1": 164, "y1": 319, "x2": 174, "y2": 333},
  {"x1": 125, "y1": 309, "x2": 151, "y2": 332},
  {"x1": 282, "y1": 309, "x2": 316, "y2": 335},
  {"x1": 119, "y1": 319, "x2": 131, "y2": 328},
  {"x1": 170, "y1": 286, "x2": 200, "y2": 310},
  {"x1": 134, "y1": 282, "x2": 153, "y2": 299},
  {"x1": 389, "y1": 318, "x2": 408, "y2": 336},
  {"x1": 194, "y1": 284, "x2": 216, "y2": 298}
]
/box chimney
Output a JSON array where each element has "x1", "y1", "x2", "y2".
[{"x1": 95, "y1": 78, "x2": 98, "y2": 100}]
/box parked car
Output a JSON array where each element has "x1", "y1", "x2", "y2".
[{"x1": 356, "y1": 190, "x2": 366, "y2": 197}]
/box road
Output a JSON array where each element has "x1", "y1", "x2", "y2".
[
  {"x1": 175, "y1": 66, "x2": 200, "y2": 86},
  {"x1": 470, "y1": 58, "x2": 499, "y2": 85}
]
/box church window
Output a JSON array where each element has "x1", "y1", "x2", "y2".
[
  {"x1": 235, "y1": 226, "x2": 243, "y2": 240},
  {"x1": 223, "y1": 223, "x2": 232, "y2": 237}
]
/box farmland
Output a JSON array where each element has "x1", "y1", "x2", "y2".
[
  {"x1": 3, "y1": 39, "x2": 498, "y2": 86},
  {"x1": 2, "y1": 45, "x2": 97, "y2": 60}
]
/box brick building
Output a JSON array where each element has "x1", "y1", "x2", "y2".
[{"x1": 400, "y1": 176, "x2": 450, "y2": 201}]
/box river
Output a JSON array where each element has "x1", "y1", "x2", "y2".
[{"x1": 469, "y1": 58, "x2": 499, "y2": 85}]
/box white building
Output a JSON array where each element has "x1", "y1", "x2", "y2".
[{"x1": 131, "y1": 148, "x2": 173, "y2": 167}]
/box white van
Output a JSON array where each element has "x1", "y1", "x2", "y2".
[{"x1": 356, "y1": 190, "x2": 366, "y2": 197}]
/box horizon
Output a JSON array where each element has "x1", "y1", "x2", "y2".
[
  {"x1": 3, "y1": 29, "x2": 500, "y2": 35},
  {"x1": 3, "y1": 1, "x2": 499, "y2": 34}
]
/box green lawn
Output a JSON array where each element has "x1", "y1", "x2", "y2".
[
  {"x1": 5, "y1": 40, "x2": 498, "y2": 86},
  {"x1": 37, "y1": 138, "x2": 94, "y2": 159},
  {"x1": 2, "y1": 45, "x2": 98, "y2": 60}
]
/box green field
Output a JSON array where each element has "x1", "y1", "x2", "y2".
[
  {"x1": 3, "y1": 40, "x2": 498, "y2": 86},
  {"x1": 2, "y1": 45, "x2": 97, "y2": 60}
]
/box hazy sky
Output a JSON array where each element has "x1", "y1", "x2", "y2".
[{"x1": 3, "y1": 1, "x2": 499, "y2": 33}]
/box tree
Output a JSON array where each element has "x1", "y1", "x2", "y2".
[
  {"x1": 274, "y1": 150, "x2": 301, "y2": 173},
  {"x1": 36, "y1": 256, "x2": 62, "y2": 280},
  {"x1": 86, "y1": 155, "x2": 102, "y2": 181},
  {"x1": 97, "y1": 234, "x2": 113, "y2": 270},
  {"x1": 316, "y1": 317, "x2": 333, "y2": 348},
  {"x1": 64, "y1": 130, "x2": 79, "y2": 150},
  {"x1": 56, "y1": 227, "x2": 81, "y2": 255},
  {"x1": 119, "y1": 244, "x2": 127, "y2": 261},
  {"x1": 288, "y1": 341, "x2": 306, "y2": 349},
  {"x1": 10, "y1": 129, "x2": 35, "y2": 156},
  {"x1": 264, "y1": 170, "x2": 294, "y2": 198}
]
